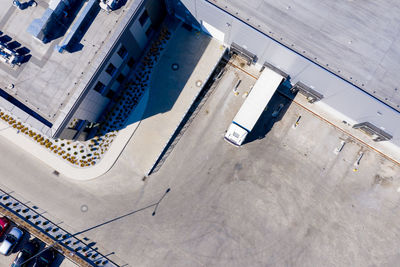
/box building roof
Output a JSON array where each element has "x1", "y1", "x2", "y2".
[
  {"x1": 209, "y1": 0, "x2": 400, "y2": 111},
  {"x1": 0, "y1": 0, "x2": 139, "y2": 134}
]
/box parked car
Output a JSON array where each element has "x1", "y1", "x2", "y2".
[
  {"x1": 0, "y1": 226, "x2": 23, "y2": 255},
  {"x1": 0, "y1": 217, "x2": 10, "y2": 238},
  {"x1": 11, "y1": 239, "x2": 40, "y2": 267},
  {"x1": 33, "y1": 248, "x2": 56, "y2": 267}
]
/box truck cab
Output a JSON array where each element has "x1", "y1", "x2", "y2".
[{"x1": 224, "y1": 123, "x2": 248, "y2": 146}]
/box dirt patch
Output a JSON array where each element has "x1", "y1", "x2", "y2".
[{"x1": 373, "y1": 174, "x2": 393, "y2": 188}]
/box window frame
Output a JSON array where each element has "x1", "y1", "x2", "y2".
[
  {"x1": 117, "y1": 45, "x2": 128, "y2": 59},
  {"x1": 139, "y1": 10, "x2": 149, "y2": 26},
  {"x1": 127, "y1": 57, "x2": 135, "y2": 68},
  {"x1": 93, "y1": 81, "x2": 106, "y2": 94},
  {"x1": 116, "y1": 73, "x2": 126, "y2": 84}
]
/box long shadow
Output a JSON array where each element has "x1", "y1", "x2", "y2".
[
  {"x1": 63, "y1": 4, "x2": 101, "y2": 53},
  {"x1": 94, "y1": 17, "x2": 212, "y2": 137},
  {"x1": 42, "y1": 1, "x2": 86, "y2": 43},
  {"x1": 140, "y1": 26, "x2": 211, "y2": 121},
  {"x1": 19, "y1": 188, "x2": 171, "y2": 267},
  {"x1": 244, "y1": 80, "x2": 297, "y2": 144},
  {"x1": 149, "y1": 55, "x2": 229, "y2": 174},
  {"x1": 74, "y1": 188, "x2": 169, "y2": 236},
  {"x1": 75, "y1": 203, "x2": 156, "y2": 236}
]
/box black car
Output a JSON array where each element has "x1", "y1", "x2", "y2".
[
  {"x1": 33, "y1": 248, "x2": 56, "y2": 267},
  {"x1": 11, "y1": 239, "x2": 40, "y2": 267}
]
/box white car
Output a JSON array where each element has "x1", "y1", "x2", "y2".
[{"x1": 0, "y1": 226, "x2": 23, "y2": 255}]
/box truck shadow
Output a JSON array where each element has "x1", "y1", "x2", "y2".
[{"x1": 244, "y1": 80, "x2": 297, "y2": 144}]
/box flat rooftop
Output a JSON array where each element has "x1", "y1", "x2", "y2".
[
  {"x1": 0, "y1": 0, "x2": 137, "y2": 125},
  {"x1": 210, "y1": 0, "x2": 400, "y2": 111}
]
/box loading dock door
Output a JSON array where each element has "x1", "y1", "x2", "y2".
[{"x1": 230, "y1": 42, "x2": 257, "y2": 64}]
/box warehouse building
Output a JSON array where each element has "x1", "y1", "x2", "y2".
[
  {"x1": 165, "y1": 0, "x2": 400, "y2": 147},
  {"x1": 0, "y1": 0, "x2": 166, "y2": 140}
]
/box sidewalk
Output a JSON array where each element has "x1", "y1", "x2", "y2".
[{"x1": 0, "y1": 90, "x2": 147, "y2": 180}]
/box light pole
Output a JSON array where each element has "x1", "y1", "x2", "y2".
[{"x1": 152, "y1": 188, "x2": 171, "y2": 216}]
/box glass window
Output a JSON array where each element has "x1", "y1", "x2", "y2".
[
  {"x1": 116, "y1": 73, "x2": 125, "y2": 83},
  {"x1": 106, "y1": 89, "x2": 115, "y2": 99},
  {"x1": 117, "y1": 45, "x2": 127, "y2": 59},
  {"x1": 139, "y1": 10, "x2": 149, "y2": 26},
  {"x1": 105, "y1": 63, "x2": 116, "y2": 76},
  {"x1": 145, "y1": 26, "x2": 154, "y2": 37},
  {"x1": 127, "y1": 57, "x2": 135, "y2": 68},
  {"x1": 93, "y1": 81, "x2": 105, "y2": 94}
]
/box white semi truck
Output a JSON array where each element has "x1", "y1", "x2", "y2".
[{"x1": 224, "y1": 67, "x2": 285, "y2": 146}]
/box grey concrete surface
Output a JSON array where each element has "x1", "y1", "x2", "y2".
[
  {"x1": 208, "y1": 0, "x2": 400, "y2": 110},
  {"x1": 124, "y1": 23, "x2": 225, "y2": 175},
  {"x1": 0, "y1": 57, "x2": 399, "y2": 267}
]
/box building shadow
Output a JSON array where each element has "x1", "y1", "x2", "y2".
[
  {"x1": 94, "y1": 20, "x2": 213, "y2": 136},
  {"x1": 149, "y1": 54, "x2": 228, "y2": 174},
  {"x1": 140, "y1": 26, "x2": 211, "y2": 121},
  {"x1": 244, "y1": 80, "x2": 297, "y2": 144},
  {"x1": 62, "y1": 4, "x2": 101, "y2": 53},
  {"x1": 41, "y1": 1, "x2": 94, "y2": 43}
]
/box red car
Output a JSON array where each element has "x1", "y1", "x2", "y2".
[{"x1": 0, "y1": 217, "x2": 10, "y2": 238}]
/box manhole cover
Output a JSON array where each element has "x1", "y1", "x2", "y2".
[
  {"x1": 80, "y1": 205, "x2": 88, "y2": 212},
  {"x1": 171, "y1": 63, "x2": 179, "y2": 71}
]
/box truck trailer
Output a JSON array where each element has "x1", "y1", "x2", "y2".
[{"x1": 224, "y1": 68, "x2": 284, "y2": 146}]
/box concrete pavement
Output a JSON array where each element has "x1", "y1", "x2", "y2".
[{"x1": 0, "y1": 57, "x2": 399, "y2": 266}]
